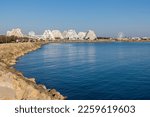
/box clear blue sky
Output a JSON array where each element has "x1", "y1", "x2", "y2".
[{"x1": 0, "y1": 0, "x2": 150, "y2": 37}]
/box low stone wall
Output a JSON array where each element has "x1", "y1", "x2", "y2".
[{"x1": 0, "y1": 42, "x2": 65, "y2": 100}]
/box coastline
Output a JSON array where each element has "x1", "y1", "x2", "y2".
[{"x1": 0, "y1": 42, "x2": 65, "y2": 100}]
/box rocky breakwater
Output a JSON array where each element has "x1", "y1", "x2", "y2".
[{"x1": 0, "y1": 42, "x2": 65, "y2": 100}]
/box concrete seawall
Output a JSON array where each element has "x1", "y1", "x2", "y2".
[{"x1": 0, "y1": 42, "x2": 65, "y2": 100}]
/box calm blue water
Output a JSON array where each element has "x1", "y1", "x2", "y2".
[{"x1": 15, "y1": 42, "x2": 150, "y2": 100}]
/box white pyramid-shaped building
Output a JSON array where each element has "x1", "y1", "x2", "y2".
[
  {"x1": 78, "y1": 32, "x2": 86, "y2": 40},
  {"x1": 85, "y1": 30, "x2": 97, "y2": 40},
  {"x1": 52, "y1": 30, "x2": 63, "y2": 39},
  {"x1": 7, "y1": 28, "x2": 24, "y2": 37},
  {"x1": 62, "y1": 31, "x2": 68, "y2": 39},
  {"x1": 43, "y1": 30, "x2": 55, "y2": 40},
  {"x1": 65, "y1": 30, "x2": 79, "y2": 40}
]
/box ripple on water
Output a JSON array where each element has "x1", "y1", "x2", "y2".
[{"x1": 15, "y1": 42, "x2": 150, "y2": 100}]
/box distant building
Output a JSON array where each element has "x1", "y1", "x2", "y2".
[
  {"x1": 28, "y1": 31, "x2": 35, "y2": 37},
  {"x1": 141, "y1": 37, "x2": 150, "y2": 40},
  {"x1": 117, "y1": 32, "x2": 125, "y2": 39},
  {"x1": 43, "y1": 30, "x2": 55, "y2": 40},
  {"x1": 7, "y1": 28, "x2": 23, "y2": 37},
  {"x1": 6, "y1": 28, "x2": 98, "y2": 41},
  {"x1": 78, "y1": 32, "x2": 86, "y2": 40},
  {"x1": 62, "y1": 31, "x2": 68, "y2": 39},
  {"x1": 52, "y1": 30, "x2": 63, "y2": 40},
  {"x1": 85, "y1": 30, "x2": 97, "y2": 40},
  {"x1": 131, "y1": 37, "x2": 141, "y2": 40},
  {"x1": 65, "y1": 30, "x2": 79, "y2": 40}
]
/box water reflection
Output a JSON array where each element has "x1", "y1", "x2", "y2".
[
  {"x1": 43, "y1": 43, "x2": 96, "y2": 64},
  {"x1": 15, "y1": 42, "x2": 150, "y2": 100}
]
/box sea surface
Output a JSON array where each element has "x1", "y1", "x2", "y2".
[{"x1": 15, "y1": 42, "x2": 150, "y2": 100}]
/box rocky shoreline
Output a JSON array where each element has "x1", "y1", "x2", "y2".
[{"x1": 0, "y1": 42, "x2": 65, "y2": 100}]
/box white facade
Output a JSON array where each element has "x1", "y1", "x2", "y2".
[
  {"x1": 78, "y1": 32, "x2": 86, "y2": 40},
  {"x1": 62, "y1": 31, "x2": 68, "y2": 39},
  {"x1": 52, "y1": 30, "x2": 63, "y2": 39},
  {"x1": 28, "y1": 31, "x2": 35, "y2": 37},
  {"x1": 65, "y1": 30, "x2": 79, "y2": 40},
  {"x1": 7, "y1": 28, "x2": 23, "y2": 37},
  {"x1": 118, "y1": 32, "x2": 125, "y2": 38},
  {"x1": 43, "y1": 30, "x2": 55, "y2": 40},
  {"x1": 85, "y1": 30, "x2": 97, "y2": 40}
]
